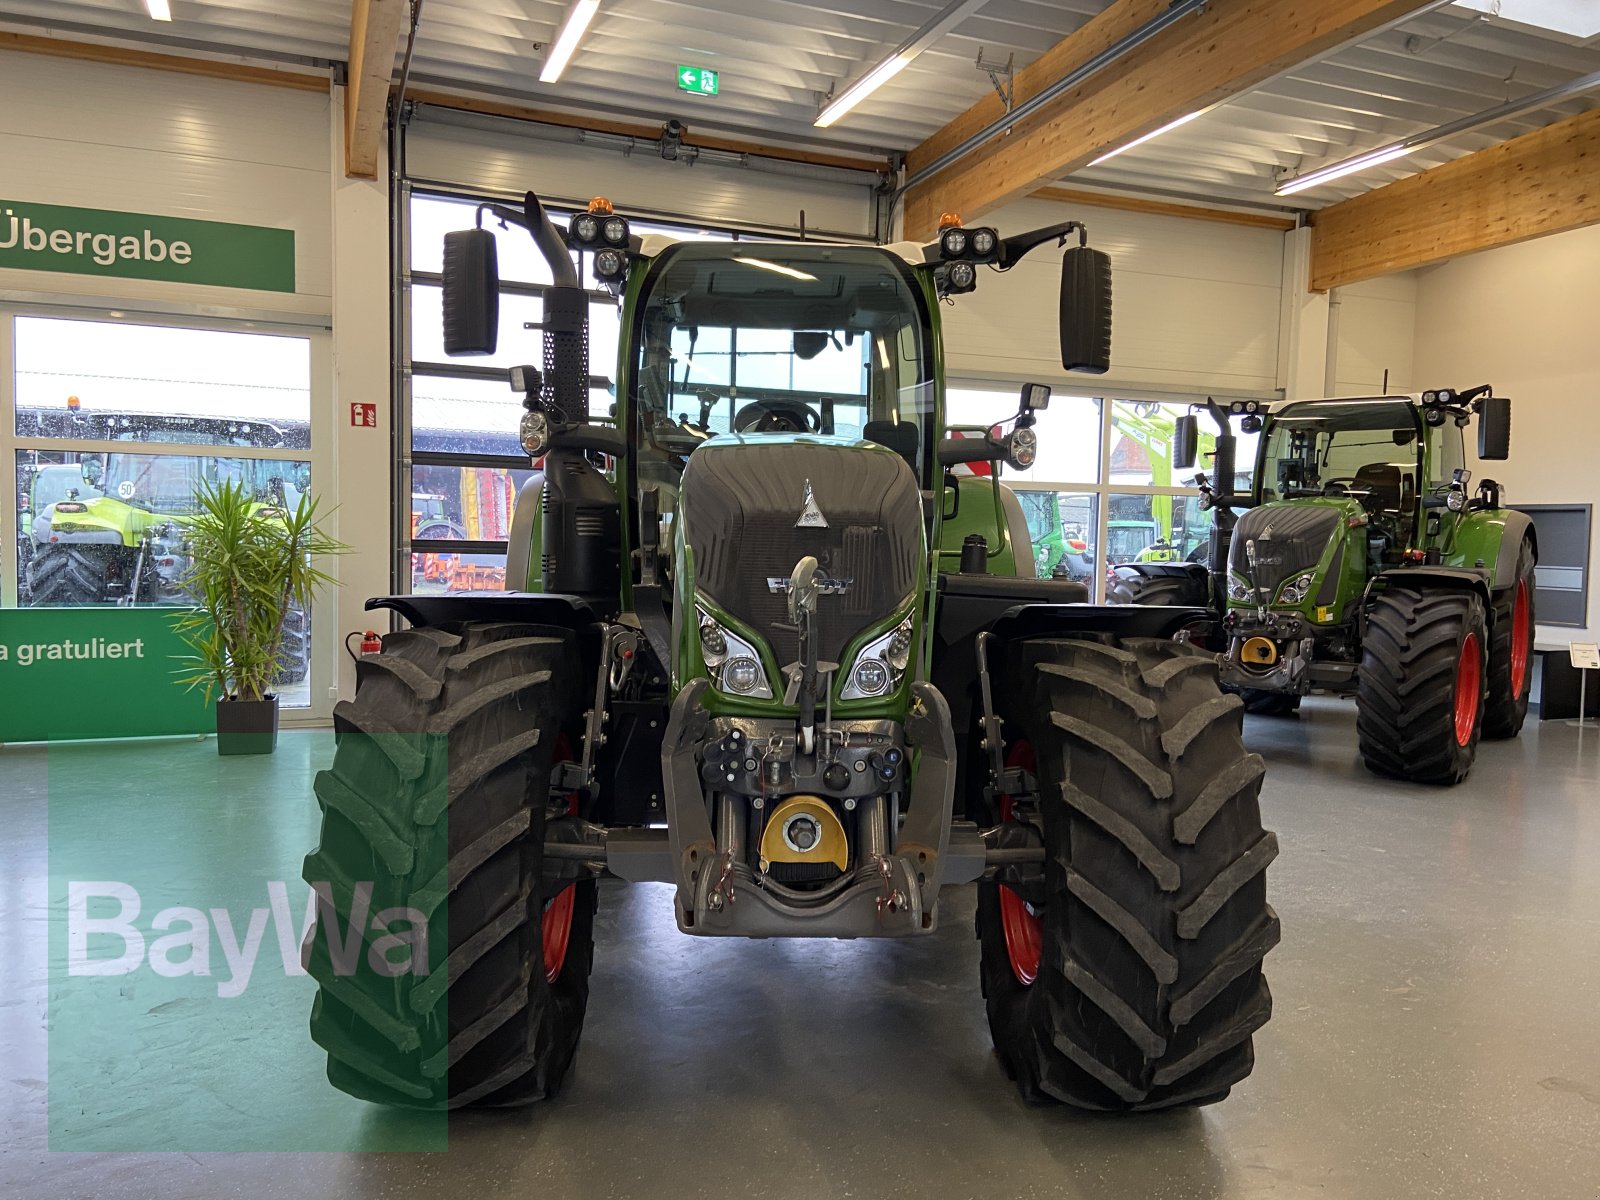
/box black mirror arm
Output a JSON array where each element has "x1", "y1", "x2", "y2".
[
  {"x1": 997, "y1": 220, "x2": 1088, "y2": 270},
  {"x1": 474, "y1": 193, "x2": 580, "y2": 289}
]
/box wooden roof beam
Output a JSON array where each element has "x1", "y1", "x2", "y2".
[
  {"x1": 902, "y1": 0, "x2": 1431, "y2": 240},
  {"x1": 1309, "y1": 104, "x2": 1600, "y2": 292},
  {"x1": 346, "y1": 0, "x2": 408, "y2": 179}
]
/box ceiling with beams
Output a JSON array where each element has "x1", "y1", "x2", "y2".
[{"x1": 0, "y1": 0, "x2": 1596, "y2": 211}]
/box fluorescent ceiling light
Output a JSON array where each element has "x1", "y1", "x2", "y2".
[
  {"x1": 144, "y1": 0, "x2": 172, "y2": 19},
  {"x1": 733, "y1": 256, "x2": 818, "y2": 282},
  {"x1": 1276, "y1": 65, "x2": 1600, "y2": 196},
  {"x1": 1277, "y1": 145, "x2": 1412, "y2": 195},
  {"x1": 539, "y1": 0, "x2": 600, "y2": 85},
  {"x1": 815, "y1": 0, "x2": 991, "y2": 129},
  {"x1": 1089, "y1": 111, "x2": 1203, "y2": 166}
]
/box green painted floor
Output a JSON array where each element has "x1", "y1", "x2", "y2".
[{"x1": 4, "y1": 704, "x2": 1600, "y2": 1198}]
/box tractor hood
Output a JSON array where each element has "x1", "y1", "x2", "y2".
[
  {"x1": 679, "y1": 437, "x2": 923, "y2": 670},
  {"x1": 1229, "y1": 497, "x2": 1362, "y2": 607}
]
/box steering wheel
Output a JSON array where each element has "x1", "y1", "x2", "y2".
[
  {"x1": 732, "y1": 399, "x2": 821, "y2": 434},
  {"x1": 1321, "y1": 476, "x2": 1359, "y2": 496}
]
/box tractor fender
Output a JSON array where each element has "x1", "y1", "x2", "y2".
[
  {"x1": 1371, "y1": 565, "x2": 1491, "y2": 605},
  {"x1": 1110, "y1": 560, "x2": 1209, "y2": 584},
  {"x1": 41, "y1": 529, "x2": 122, "y2": 545},
  {"x1": 368, "y1": 591, "x2": 597, "y2": 634},
  {"x1": 504, "y1": 470, "x2": 547, "y2": 593},
  {"x1": 1446, "y1": 508, "x2": 1535, "y2": 592}
]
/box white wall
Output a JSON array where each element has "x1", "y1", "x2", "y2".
[
  {"x1": 405, "y1": 113, "x2": 879, "y2": 239},
  {"x1": 0, "y1": 49, "x2": 333, "y2": 317},
  {"x1": 1330, "y1": 272, "x2": 1418, "y2": 398},
  {"x1": 1414, "y1": 224, "x2": 1600, "y2": 636},
  {"x1": 942, "y1": 196, "x2": 1286, "y2": 397}
]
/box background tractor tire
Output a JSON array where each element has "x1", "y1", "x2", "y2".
[
  {"x1": 1238, "y1": 689, "x2": 1301, "y2": 717},
  {"x1": 1107, "y1": 567, "x2": 1207, "y2": 608},
  {"x1": 976, "y1": 637, "x2": 1277, "y2": 1111},
  {"x1": 25, "y1": 543, "x2": 112, "y2": 605},
  {"x1": 273, "y1": 602, "x2": 311, "y2": 686},
  {"x1": 1357, "y1": 588, "x2": 1488, "y2": 785},
  {"x1": 302, "y1": 621, "x2": 596, "y2": 1109},
  {"x1": 1482, "y1": 539, "x2": 1536, "y2": 740}
]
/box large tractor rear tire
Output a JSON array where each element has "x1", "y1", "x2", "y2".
[
  {"x1": 1482, "y1": 540, "x2": 1536, "y2": 740},
  {"x1": 26, "y1": 543, "x2": 114, "y2": 605},
  {"x1": 976, "y1": 637, "x2": 1278, "y2": 1110},
  {"x1": 302, "y1": 621, "x2": 596, "y2": 1108},
  {"x1": 1356, "y1": 588, "x2": 1487, "y2": 785},
  {"x1": 1107, "y1": 567, "x2": 1207, "y2": 607}
]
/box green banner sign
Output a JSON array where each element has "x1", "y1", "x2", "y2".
[
  {"x1": 0, "y1": 606, "x2": 212, "y2": 741},
  {"x1": 0, "y1": 199, "x2": 295, "y2": 293}
]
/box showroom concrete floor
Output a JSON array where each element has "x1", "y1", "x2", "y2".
[{"x1": 3, "y1": 697, "x2": 1599, "y2": 1199}]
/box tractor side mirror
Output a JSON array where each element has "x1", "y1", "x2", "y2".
[
  {"x1": 1478, "y1": 395, "x2": 1511, "y2": 460},
  {"x1": 1059, "y1": 245, "x2": 1111, "y2": 374},
  {"x1": 442, "y1": 228, "x2": 500, "y2": 356},
  {"x1": 1173, "y1": 415, "x2": 1199, "y2": 471},
  {"x1": 81, "y1": 456, "x2": 103, "y2": 488}
]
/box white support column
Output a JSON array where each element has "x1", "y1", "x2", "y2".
[
  {"x1": 328, "y1": 84, "x2": 393, "y2": 704},
  {"x1": 1277, "y1": 226, "x2": 1332, "y2": 400}
]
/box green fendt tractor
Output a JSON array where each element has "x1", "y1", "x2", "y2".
[
  {"x1": 1111, "y1": 393, "x2": 1534, "y2": 784},
  {"x1": 302, "y1": 193, "x2": 1278, "y2": 1112}
]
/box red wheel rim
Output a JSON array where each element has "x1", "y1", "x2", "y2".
[
  {"x1": 998, "y1": 740, "x2": 1042, "y2": 987},
  {"x1": 1509, "y1": 579, "x2": 1531, "y2": 699},
  {"x1": 1454, "y1": 632, "x2": 1482, "y2": 747},
  {"x1": 542, "y1": 884, "x2": 576, "y2": 984},
  {"x1": 543, "y1": 735, "x2": 579, "y2": 984}
]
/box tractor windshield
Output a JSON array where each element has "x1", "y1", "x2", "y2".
[
  {"x1": 1259, "y1": 400, "x2": 1423, "y2": 521},
  {"x1": 101, "y1": 454, "x2": 302, "y2": 512},
  {"x1": 630, "y1": 243, "x2": 937, "y2": 492}
]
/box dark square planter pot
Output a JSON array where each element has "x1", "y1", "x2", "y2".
[{"x1": 216, "y1": 696, "x2": 279, "y2": 755}]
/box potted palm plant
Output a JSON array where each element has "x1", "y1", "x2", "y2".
[{"x1": 173, "y1": 478, "x2": 346, "y2": 755}]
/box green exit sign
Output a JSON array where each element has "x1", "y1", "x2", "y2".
[{"x1": 678, "y1": 64, "x2": 719, "y2": 96}]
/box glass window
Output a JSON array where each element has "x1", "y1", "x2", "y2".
[
  {"x1": 630, "y1": 244, "x2": 936, "y2": 484},
  {"x1": 1428, "y1": 421, "x2": 1466, "y2": 489},
  {"x1": 409, "y1": 464, "x2": 537, "y2": 542},
  {"x1": 947, "y1": 387, "x2": 1101, "y2": 485},
  {"x1": 1259, "y1": 400, "x2": 1421, "y2": 510},
  {"x1": 410, "y1": 551, "x2": 509, "y2": 595},
  {"x1": 1012, "y1": 488, "x2": 1099, "y2": 583},
  {"x1": 14, "y1": 318, "x2": 311, "y2": 448}
]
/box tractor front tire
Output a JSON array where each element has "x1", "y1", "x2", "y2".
[
  {"x1": 1357, "y1": 588, "x2": 1488, "y2": 785},
  {"x1": 26, "y1": 543, "x2": 112, "y2": 605},
  {"x1": 302, "y1": 621, "x2": 596, "y2": 1108},
  {"x1": 976, "y1": 637, "x2": 1278, "y2": 1110},
  {"x1": 1482, "y1": 540, "x2": 1536, "y2": 740}
]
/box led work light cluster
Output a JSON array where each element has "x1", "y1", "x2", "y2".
[
  {"x1": 568, "y1": 197, "x2": 632, "y2": 288},
  {"x1": 840, "y1": 611, "x2": 915, "y2": 700},
  {"x1": 935, "y1": 212, "x2": 1000, "y2": 299},
  {"x1": 698, "y1": 606, "x2": 774, "y2": 700}
]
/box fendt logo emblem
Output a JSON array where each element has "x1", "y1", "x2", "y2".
[{"x1": 795, "y1": 478, "x2": 829, "y2": 529}]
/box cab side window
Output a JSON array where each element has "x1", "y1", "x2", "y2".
[{"x1": 1429, "y1": 422, "x2": 1466, "y2": 488}]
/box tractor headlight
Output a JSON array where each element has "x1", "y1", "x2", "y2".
[
  {"x1": 696, "y1": 607, "x2": 773, "y2": 699},
  {"x1": 1229, "y1": 575, "x2": 1253, "y2": 603},
  {"x1": 594, "y1": 248, "x2": 628, "y2": 281},
  {"x1": 946, "y1": 260, "x2": 977, "y2": 293},
  {"x1": 940, "y1": 227, "x2": 969, "y2": 258},
  {"x1": 1008, "y1": 426, "x2": 1038, "y2": 470},
  {"x1": 571, "y1": 213, "x2": 601, "y2": 245},
  {"x1": 841, "y1": 611, "x2": 915, "y2": 701},
  {"x1": 1446, "y1": 488, "x2": 1466, "y2": 513},
  {"x1": 602, "y1": 216, "x2": 629, "y2": 246},
  {"x1": 1276, "y1": 572, "x2": 1315, "y2": 606},
  {"x1": 520, "y1": 410, "x2": 551, "y2": 456},
  {"x1": 970, "y1": 227, "x2": 998, "y2": 259}
]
